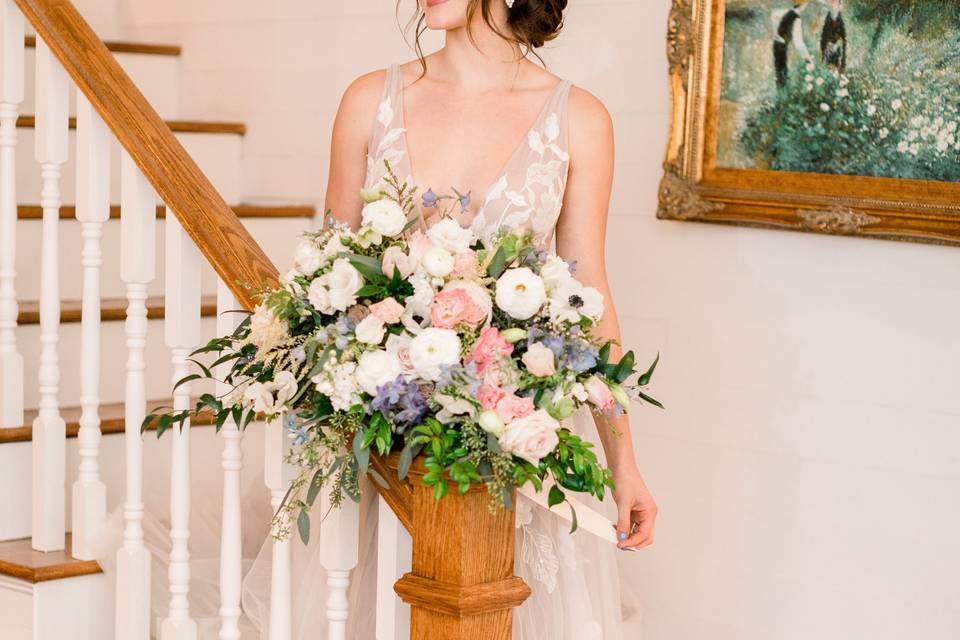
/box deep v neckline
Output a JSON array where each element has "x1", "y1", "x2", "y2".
[{"x1": 395, "y1": 72, "x2": 567, "y2": 218}]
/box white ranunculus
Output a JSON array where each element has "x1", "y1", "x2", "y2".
[
  {"x1": 426, "y1": 217, "x2": 475, "y2": 254},
  {"x1": 409, "y1": 327, "x2": 461, "y2": 381},
  {"x1": 355, "y1": 314, "x2": 386, "y2": 345},
  {"x1": 443, "y1": 279, "x2": 493, "y2": 323},
  {"x1": 361, "y1": 199, "x2": 407, "y2": 237},
  {"x1": 355, "y1": 349, "x2": 403, "y2": 396},
  {"x1": 421, "y1": 246, "x2": 455, "y2": 278},
  {"x1": 293, "y1": 238, "x2": 324, "y2": 276},
  {"x1": 539, "y1": 255, "x2": 573, "y2": 288},
  {"x1": 495, "y1": 267, "x2": 546, "y2": 320},
  {"x1": 498, "y1": 409, "x2": 561, "y2": 465},
  {"x1": 324, "y1": 258, "x2": 364, "y2": 311},
  {"x1": 308, "y1": 279, "x2": 334, "y2": 315},
  {"x1": 243, "y1": 370, "x2": 298, "y2": 416}
]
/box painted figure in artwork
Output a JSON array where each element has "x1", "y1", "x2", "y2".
[
  {"x1": 772, "y1": 1, "x2": 813, "y2": 87},
  {"x1": 820, "y1": 0, "x2": 847, "y2": 71}
]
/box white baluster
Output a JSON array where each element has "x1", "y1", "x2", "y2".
[
  {"x1": 264, "y1": 418, "x2": 292, "y2": 640},
  {"x1": 0, "y1": 0, "x2": 24, "y2": 429},
  {"x1": 70, "y1": 93, "x2": 109, "y2": 560},
  {"x1": 31, "y1": 38, "x2": 68, "y2": 553},
  {"x1": 320, "y1": 488, "x2": 359, "y2": 640},
  {"x1": 116, "y1": 152, "x2": 156, "y2": 640},
  {"x1": 217, "y1": 281, "x2": 243, "y2": 640},
  {"x1": 160, "y1": 209, "x2": 201, "y2": 640},
  {"x1": 376, "y1": 499, "x2": 411, "y2": 640}
]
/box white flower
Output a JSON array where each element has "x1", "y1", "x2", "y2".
[
  {"x1": 570, "y1": 382, "x2": 588, "y2": 402},
  {"x1": 548, "y1": 279, "x2": 603, "y2": 323},
  {"x1": 355, "y1": 224, "x2": 382, "y2": 248},
  {"x1": 361, "y1": 198, "x2": 407, "y2": 237},
  {"x1": 319, "y1": 231, "x2": 346, "y2": 263},
  {"x1": 407, "y1": 273, "x2": 436, "y2": 314},
  {"x1": 308, "y1": 279, "x2": 334, "y2": 315},
  {"x1": 312, "y1": 361, "x2": 361, "y2": 412},
  {"x1": 837, "y1": 88, "x2": 848, "y2": 98},
  {"x1": 243, "y1": 371, "x2": 298, "y2": 416},
  {"x1": 495, "y1": 267, "x2": 546, "y2": 320},
  {"x1": 815, "y1": 77, "x2": 824, "y2": 87},
  {"x1": 867, "y1": 104, "x2": 877, "y2": 116},
  {"x1": 805, "y1": 61, "x2": 815, "y2": 72},
  {"x1": 355, "y1": 349, "x2": 403, "y2": 396},
  {"x1": 247, "y1": 304, "x2": 288, "y2": 351},
  {"x1": 421, "y1": 246, "x2": 455, "y2": 278},
  {"x1": 478, "y1": 410, "x2": 506, "y2": 437},
  {"x1": 409, "y1": 327, "x2": 461, "y2": 381},
  {"x1": 910, "y1": 115, "x2": 924, "y2": 127},
  {"x1": 435, "y1": 393, "x2": 476, "y2": 422},
  {"x1": 426, "y1": 218, "x2": 475, "y2": 254},
  {"x1": 879, "y1": 127, "x2": 890, "y2": 140},
  {"x1": 578, "y1": 286, "x2": 604, "y2": 319},
  {"x1": 324, "y1": 258, "x2": 364, "y2": 311},
  {"x1": 804, "y1": 74, "x2": 813, "y2": 83},
  {"x1": 385, "y1": 332, "x2": 417, "y2": 378},
  {"x1": 382, "y1": 245, "x2": 414, "y2": 278},
  {"x1": 498, "y1": 409, "x2": 560, "y2": 465},
  {"x1": 355, "y1": 314, "x2": 386, "y2": 345},
  {"x1": 443, "y1": 279, "x2": 493, "y2": 323},
  {"x1": 293, "y1": 238, "x2": 324, "y2": 276},
  {"x1": 819, "y1": 103, "x2": 830, "y2": 112},
  {"x1": 891, "y1": 99, "x2": 903, "y2": 111},
  {"x1": 540, "y1": 255, "x2": 573, "y2": 288},
  {"x1": 909, "y1": 143, "x2": 920, "y2": 156},
  {"x1": 279, "y1": 268, "x2": 304, "y2": 295},
  {"x1": 897, "y1": 141, "x2": 909, "y2": 153}
]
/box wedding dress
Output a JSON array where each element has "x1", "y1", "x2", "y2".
[{"x1": 95, "y1": 64, "x2": 643, "y2": 639}]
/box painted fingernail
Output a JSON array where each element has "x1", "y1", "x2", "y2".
[{"x1": 617, "y1": 532, "x2": 628, "y2": 541}]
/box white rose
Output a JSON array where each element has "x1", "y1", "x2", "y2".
[
  {"x1": 323, "y1": 258, "x2": 364, "y2": 311},
  {"x1": 540, "y1": 255, "x2": 572, "y2": 288},
  {"x1": 308, "y1": 279, "x2": 335, "y2": 314},
  {"x1": 409, "y1": 327, "x2": 461, "y2": 381},
  {"x1": 426, "y1": 217, "x2": 475, "y2": 253},
  {"x1": 355, "y1": 314, "x2": 386, "y2": 345},
  {"x1": 361, "y1": 198, "x2": 407, "y2": 237},
  {"x1": 495, "y1": 267, "x2": 546, "y2": 320},
  {"x1": 421, "y1": 246, "x2": 455, "y2": 278},
  {"x1": 385, "y1": 332, "x2": 417, "y2": 378},
  {"x1": 293, "y1": 239, "x2": 324, "y2": 276},
  {"x1": 243, "y1": 371, "x2": 298, "y2": 416},
  {"x1": 443, "y1": 279, "x2": 493, "y2": 323},
  {"x1": 355, "y1": 349, "x2": 403, "y2": 396},
  {"x1": 498, "y1": 409, "x2": 561, "y2": 465}
]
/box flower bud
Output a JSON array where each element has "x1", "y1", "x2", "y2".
[
  {"x1": 609, "y1": 383, "x2": 632, "y2": 410},
  {"x1": 478, "y1": 410, "x2": 506, "y2": 438},
  {"x1": 500, "y1": 328, "x2": 528, "y2": 343}
]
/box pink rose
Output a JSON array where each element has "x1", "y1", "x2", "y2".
[
  {"x1": 452, "y1": 250, "x2": 480, "y2": 279},
  {"x1": 522, "y1": 342, "x2": 556, "y2": 377},
  {"x1": 469, "y1": 327, "x2": 514, "y2": 372},
  {"x1": 370, "y1": 297, "x2": 405, "y2": 324},
  {"x1": 584, "y1": 375, "x2": 616, "y2": 414},
  {"x1": 478, "y1": 384, "x2": 506, "y2": 410},
  {"x1": 495, "y1": 394, "x2": 535, "y2": 424},
  {"x1": 430, "y1": 288, "x2": 485, "y2": 329},
  {"x1": 498, "y1": 409, "x2": 560, "y2": 465}
]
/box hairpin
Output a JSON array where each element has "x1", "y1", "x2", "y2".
[{"x1": 506, "y1": 0, "x2": 515, "y2": 8}]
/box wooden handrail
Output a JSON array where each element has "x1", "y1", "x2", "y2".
[{"x1": 13, "y1": 0, "x2": 278, "y2": 308}]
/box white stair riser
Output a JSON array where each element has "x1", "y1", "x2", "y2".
[
  {"x1": 0, "y1": 418, "x2": 267, "y2": 544},
  {"x1": 13, "y1": 217, "x2": 313, "y2": 300},
  {"x1": 22, "y1": 48, "x2": 180, "y2": 119},
  {"x1": 0, "y1": 573, "x2": 112, "y2": 640},
  {"x1": 14, "y1": 128, "x2": 243, "y2": 206},
  {"x1": 16, "y1": 316, "x2": 219, "y2": 410}
]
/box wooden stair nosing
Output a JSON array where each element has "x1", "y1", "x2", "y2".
[
  {"x1": 0, "y1": 534, "x2": 102, "y2": 583},
  {"x1": 16, "y1": 203, "x2": 316, "y2": 220},
  {"x1": 16, "y1": 115, "x2": 246, "y2": 136},
  {"x1": 17, "y1": 294, "x2": 218, "y2": 325},
  {"x1": 24, "y1": 34, "x2": 181, "y2": 57}
]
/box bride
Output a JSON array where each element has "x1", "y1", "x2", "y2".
[{"x1": 320, "y1": 0, "x2": 658, "y2": 637}]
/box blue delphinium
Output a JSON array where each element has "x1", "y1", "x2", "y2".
[
  {"x1": 436, "y1": 361, "x2": 481, "y2": 397},
  {"x1": 561, "y1": 339, "x2": 598, "y2": 373},
  {"x1": 422, "y1": 189, "x2": 438, "y2": 209},
  {"x1": 370, "y1": 376, "x2": 428, "y2": 429}
]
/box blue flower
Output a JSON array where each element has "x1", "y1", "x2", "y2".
[
  {"x1": 371, "y1": 376, "x2": 428, "y2": 428},
  {"x1": 456, "y1": 190, "x2": 471, "y2": 211},
  {"x1": 422, "y1": 189, "x2": 438, "y2": 209},
  {"x1": 562, "y1": 340, "x2": 598, "y2": 372}
]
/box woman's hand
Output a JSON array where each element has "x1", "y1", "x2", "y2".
[{"x1": 612, "y1": 467, "x2": 658, "y2": 551}]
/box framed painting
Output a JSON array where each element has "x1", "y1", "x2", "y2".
[{"x1": 659, "y1": 0, "x2": 960, "y2": 246}]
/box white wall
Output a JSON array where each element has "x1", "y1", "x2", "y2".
[{"x1": 106, "y1": 1, "x2": 960, "y2": 638}]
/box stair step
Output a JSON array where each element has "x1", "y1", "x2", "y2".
[
  {"x1": 0, "y1": 398, "x2": 217, "y2": 445},
  {"x1": 0, "y1": 534, "x2": 101, "y2": 583},
  {"x1": 17, "y1": 294, "x2": 218, "y2": 325},
  {"x1": 15, "y1": 203, "x2": 316, "y2": 220},
  {"x1": 16, "y1": 115, "x2": 245, "y2": 136},
  {"x1": 24, "y1": 34, "x2": 180, "y2": 57}
]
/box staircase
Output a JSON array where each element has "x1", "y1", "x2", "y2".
[{"x1": 0, "y1": 1, "x2": 530, "y2": 639}]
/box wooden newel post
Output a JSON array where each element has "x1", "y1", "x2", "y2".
[{"x1": 394, "y1": 467, "x2": 531, "y2": 640}]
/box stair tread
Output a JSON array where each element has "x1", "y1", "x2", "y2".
[
  {"x1": 1, "y1": 397, "x2": 217, "y2": 444},
  {"x1": 16, "y1": 203, "x2": 316, "y2": 220},
  {"x1": 25, "y1": 34, "x2": 180, "y2": 57},
  {"x1": 16, "y1": 115, "x2": 245, "y2": 135},
  {"x1": 18, "y1": 294, "x2": 218, "y2": 325},
  {"x1": 0, "y1": 534, "x2": 101, "y2": 583}
]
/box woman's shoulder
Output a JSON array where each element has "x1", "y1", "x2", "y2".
[
  {"x1": 340, "y1": 68, "x2": 390, "y2": 111},
  {"x1": 567, "y1": 85, "x2": 613, "y2": 137}
]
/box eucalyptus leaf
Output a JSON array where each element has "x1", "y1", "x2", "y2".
[{"x1": 297, "y1": 510, "x2": 311, "y2": 545}]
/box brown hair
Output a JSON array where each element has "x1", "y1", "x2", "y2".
[{"x1": 398, "y1": 0, "x2": 568, "y2": 73}]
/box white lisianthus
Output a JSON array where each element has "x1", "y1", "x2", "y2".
[
  {"x1": 308, "y1": 279, "x2": 335, "y2": 315},
  {"x1": 356, "y1": 224, "x2": 383, "y2": 248},
  {"x1": 243, "y1": 371, "x2": 298, "y2": 416},
  {"x1": 478, "y1": 410, "x2": 506, "y2": 437},
  {"x1": 279, "y1": 268, "x2": 304, "y2": 295},
  {"x1": 421, "y1": 246, "x2": 455, "y2": 278},
  {"x1": 409, "y1": 327, "x2": 461, "y2": 381},
  {"x1": 355, "y1": 349, "x2": 403, "y2": 396},
  {"x1": 324, "y1": 258, "x2": 364, "y2": 311},
  {"x1": 355, "y1": 314, "x2": 386, "y2": 345},
  {"x1": 444, "y1": 279, "x2": 493, "y2": 323},
  {"x1": 539, "y1": 255, "x2": 573, "y2": 288},
  {"x1": 498, "y1": 409, "x2": 560, "y2": 465},
  {"x1": 293, "y1": 238, "x2": 324, "y2": 276},
  {"x1": 426, "y1": 217, "x2": 475, "y2": 254},
  {"x1": 361, "y1": 198, "x2": 407, "y2": 237},
  {"x1": 495, "y1": 267, "x2": 546, "y2": 320}
]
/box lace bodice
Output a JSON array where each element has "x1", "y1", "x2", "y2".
[{"x1": 365, "y1": 64, "x2": 573, "y2": 249}]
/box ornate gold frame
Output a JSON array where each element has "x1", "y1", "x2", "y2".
[{"x1": 658, "y1": 0, "x2": 960, "y2": 246}]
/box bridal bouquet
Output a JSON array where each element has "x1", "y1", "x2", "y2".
[{"x1": 145, "y1": 167, "x2": 661, "y2": 543}]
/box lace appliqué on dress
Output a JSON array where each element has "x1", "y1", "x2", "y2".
[{"x1": 516, "y1": 497, "x2": 561, "y2": 593}]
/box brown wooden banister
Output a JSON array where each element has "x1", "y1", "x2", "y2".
[{"x1": 13, "y1": 0, "x2": 278, "y2": 308}]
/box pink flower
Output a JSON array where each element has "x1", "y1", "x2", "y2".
[
  {"x1": 480, "y1": 361, "x2": 503, "y2": 388},
  {"x1": 468, "y1": 327, "x2": 514, "y2": 372},
  {"x1": 498, "y1": 409, "x2": 560, "y2": 465},
  {"x1": 452, "y1": 250, "x2": 480, "y2": 279},
  {"x1": 584, "y1": 375, "x2": 616, "y2": 414},
  {"x1": 478, "y1": 384, "x2": 506, "y2": 410},
  {"x1": 522, "y1": 342, "x2": 556, "y2": 377},
  {"x1": 381, "y1": 246, "x2": 413, "y2": 278},
  {"x1": 495, "y1": 394, "x2": 535, "y2": 424},
  {"x1": 370, "y1": 297, "x2": 405, "y2": 324},
  {"x1": 406, "y1": 230, "x2": 432, "y2": 266},
  {"x1": 430, "y1": 288, "x2": 485, "y2": 329}
]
